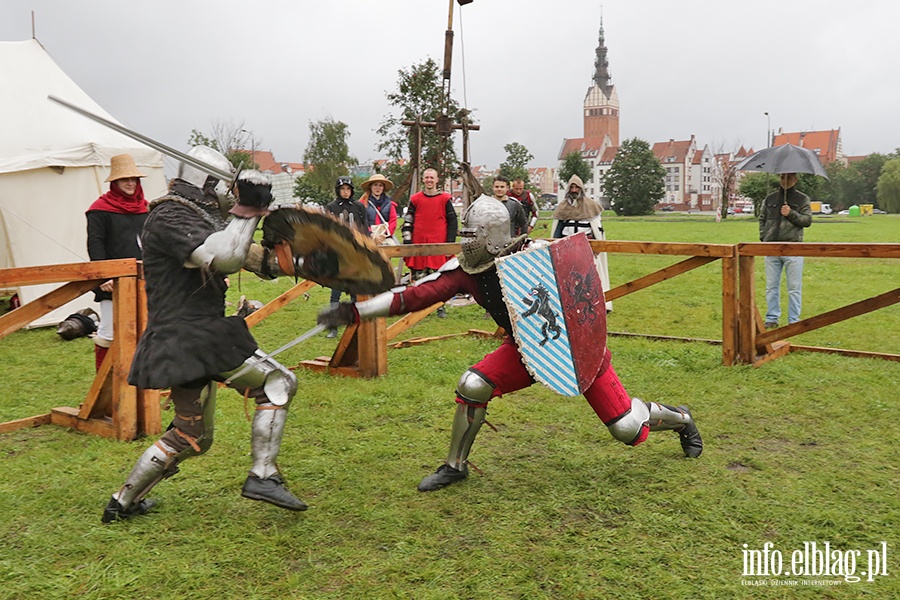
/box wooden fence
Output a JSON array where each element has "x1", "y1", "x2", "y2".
[{"x1": 1, "y1": 240, "x2": 897, "y2": 440}]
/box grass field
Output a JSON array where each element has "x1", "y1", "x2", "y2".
[{"x1": 0, "y1": 213, "x2": 897, "y2": 599}]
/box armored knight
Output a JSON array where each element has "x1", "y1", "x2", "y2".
[
  {"x1": 319, "y1": 196, "x2": 702, "y2": 492},
  {"x1": 102, "y1": 146, "x2": 306, "y2": 522}
]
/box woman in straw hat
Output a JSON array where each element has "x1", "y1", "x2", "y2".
[
  {"x1": 85, "y1": 154, "x2": 149, "y2": 370},
  {"x1": 359, "y1": 173, "x2": 397, "y2": 244}
]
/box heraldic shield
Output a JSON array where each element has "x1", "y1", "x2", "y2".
[{"x1": 495, "y1": 233, "x2": 607, "y2": 396}]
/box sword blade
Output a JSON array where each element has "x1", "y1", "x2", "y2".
[
  {"x1": 223, "y1": 323, "x2": 327, "y2": 385},
  {"x1": 47, "y1": 95, "x2": 234, "y2": 182}
]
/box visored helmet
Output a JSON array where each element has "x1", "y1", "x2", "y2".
[
  {"x1": 335, "y1": 176, "x2": 355, "y2": 198},
  {"x1": 178, "y1": 146, "x2": 233, "y2": 191},
  {"x1": 458, "y1": 196, "x2": 511, "y2": 274}
]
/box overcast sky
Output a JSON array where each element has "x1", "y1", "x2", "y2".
[{"x1": 2, "y1": 0, "x2": 898, "y2": 171}]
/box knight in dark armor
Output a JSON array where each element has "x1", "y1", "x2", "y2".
[
  {"x1": 102, "y1": 146, "x2": 307, "y2": 522},
  {"x1": 318, "y1": 196, "x2": 703, "y2": 492}
]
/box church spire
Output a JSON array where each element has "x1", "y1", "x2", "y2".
[{"x1": 592, "y1": 15, "x2": 612, "y2": 95}]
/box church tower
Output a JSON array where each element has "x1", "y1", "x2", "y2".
[{"x1": 583, "y1": 18, "x2": 619, "y2": 145}]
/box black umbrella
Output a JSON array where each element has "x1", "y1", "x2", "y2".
[{"x1": 734, "y1": 144, "x2": 828, "y2": 179}]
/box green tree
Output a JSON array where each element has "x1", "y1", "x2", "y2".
[
  {"x1": 498, "y1": 142, "x2": 533, "y2": 184},
  {"x1": 876, "y1": 158, "x2": 900, "y2": 213},
  {"x1": 376, "y1": 58, "x2": 468, "y2": 186},
  {"x1": 187, "y1": 120, "x2": 258, "y2": 170},
  {"x1": 558, "y1": 151, "x2": 591, "y2": 186},
  {"x1": 738, "y1": 172, "x2": 778, "y2": 215},
  {"x1": 300, "y1": 117, "x2": 357, "y2": 204},
  {"x1": 854, "y1": 153, "x2": 889, "y2": 207},
  {"x1": 292, "y1": 175, "x2": 331, "y2": 205},
  {"x1": 604, "y1": 138, "x2": 664, "y2": 216},
  {"x1": 797, "y1": 173, "x2": 825, "y2": 201}
]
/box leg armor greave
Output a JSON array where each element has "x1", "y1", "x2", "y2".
[
  {"x1": 113, "y1": 383, "x2": 219, "y2": 509},
  {"x1": 221, "y1": 352, "x2": 297, "y2": 480},
  {"x1": 647, "y1": 402, "x2": 703, "y2": 458},
  {"x1": 112, "y1": 440, "x2": 180, "y2": 510},
  {"x1": 647, "y1": 402, "x2": 692, "y2": 431},
  {"x1": 445, "y1": 369, "x2": 494, "y2": 470},
  {"x1": 446, "y1": 402, "x2": 486, "y2": 471},
  {"x1": 250, "y1": 403, "x2": 289, "y2": 480}
]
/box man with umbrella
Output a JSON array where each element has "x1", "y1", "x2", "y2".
[
  {"x1": 759, "y1": 172, "x2": 812, "y2": 327},
  {"x1": 736, "y1": 144, "x2": 820, "y2": 328}
]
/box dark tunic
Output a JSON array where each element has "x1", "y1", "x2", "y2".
[
  {"x1": 128, "y1": 198, "x2": 257, "y2": 389},
  {"x1": 86, "y1": 210, "x2": 146, "y2": 302}
]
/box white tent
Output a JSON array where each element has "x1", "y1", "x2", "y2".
[{"x1": 0, "y1": 39, "x2": 166, "y2": 327}]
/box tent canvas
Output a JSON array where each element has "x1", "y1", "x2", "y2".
[{"x1": 0, "y1": 39, "x2": 166, "y2": 327}]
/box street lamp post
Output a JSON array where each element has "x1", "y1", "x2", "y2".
[{"x1": 764, "y1": 112, "x2": 771, "y2": 148}]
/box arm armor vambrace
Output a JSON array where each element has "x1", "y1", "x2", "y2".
[
  {"x1": 186, "y1": 215, "x2": 261, "y2": 274},
  {"x1": 401, "y1": 212, "x2": 414, "y2": 242},
  {"x1": 355, "y1": 290, "x2": 400, "y2": 320}
]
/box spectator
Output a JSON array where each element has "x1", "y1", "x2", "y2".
[
  {"x1": 401, "y1": 168, "x2": 458, "y2": 317},
  {"x1": 86, "y1": 154, "x2": 149, "y2": 370},
  {"x1": 508, "y1": 178, "x2": 539, "y2": 233},
  {"x1": 759, "y1": 172, "x2": 812, "y2": 327},
  {"x1": 325, "y1": 176, "x2": 369, "y2": 337},
  {"x1": 491, "y1": 175, "x2": 528, "y2": 237},
  {"x1": 359, "y1": 174, "x2": 397, "y2": 244},
  {"x1": 551, "y1": 174, "x2": 612, "y2": 311}
]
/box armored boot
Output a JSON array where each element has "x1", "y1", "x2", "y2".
[
  {"x1": 241, "y1": 405, "x2": 307, "y2": 511},
  {"x1": 646, "y1": 402, "x2": 703, "y2": 458},
  {"x1": 418, "y1": 403, "x2": 486, "y2": 492},
  {"x1": 102, "y1": 441, "x2": 179, "y2": 523}
]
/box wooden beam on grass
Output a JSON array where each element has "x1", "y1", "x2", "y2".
[{"x1": 0, "y1": 414, "x2": 52, "y2": 433}]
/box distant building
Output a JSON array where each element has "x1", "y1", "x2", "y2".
[
  {"x1": 772, "y1": 129, "x2": 842, "y2": 164},
  {"x1": 557, "y1": 18, "x2": 619, "y2": 207},
  {"x1": 652, "y1": 137, "x2": 708, "y2": 210}
]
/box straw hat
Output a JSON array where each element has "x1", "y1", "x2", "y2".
[
  {"x1": 361, "y1": 173, "x2": 394, "y2": 193},
  {"x1": 105, "y1": 154, "x2": 147, "y2": 182}
]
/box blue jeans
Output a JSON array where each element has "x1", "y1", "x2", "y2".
[{"x1": 764, "y1": 256, "x2": 804, "y2": 324}]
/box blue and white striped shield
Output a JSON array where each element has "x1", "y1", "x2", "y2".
[{"x1": 495, "y1": 233, "x2": 607, "y2": 396}]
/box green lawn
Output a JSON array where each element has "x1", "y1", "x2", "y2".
[{"x1": 0, "y1": 214, "x2": 897, "y2": 599}]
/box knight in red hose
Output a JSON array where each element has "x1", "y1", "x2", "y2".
[{"x1": 319, "y1": 196, "x2": 702, "y2": 492}]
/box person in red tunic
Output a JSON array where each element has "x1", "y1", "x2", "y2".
[{"x1": 401, "y1": 168, "x2": 458, "y2": 317}]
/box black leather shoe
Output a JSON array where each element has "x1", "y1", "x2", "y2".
[
  {"x1": 241, "y1": 473, "x2": 308, "y2": 511},
  {"x1": 101, "y1": 497, "x2": 158, "y2": 523},
  {"x1": 417, "y1": 464, "x2": 467, "y2": 492},
  {"x1": 677, "y1": 406, "x2": 703, "y2": 458}
]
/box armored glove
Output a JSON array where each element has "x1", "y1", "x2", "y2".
[
  {"x1": 230, "y1": 170, "x2": 274, "y2": 218},
  {"x1": 317, "y1": 302, "x2": 358, "y2": 329}
]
